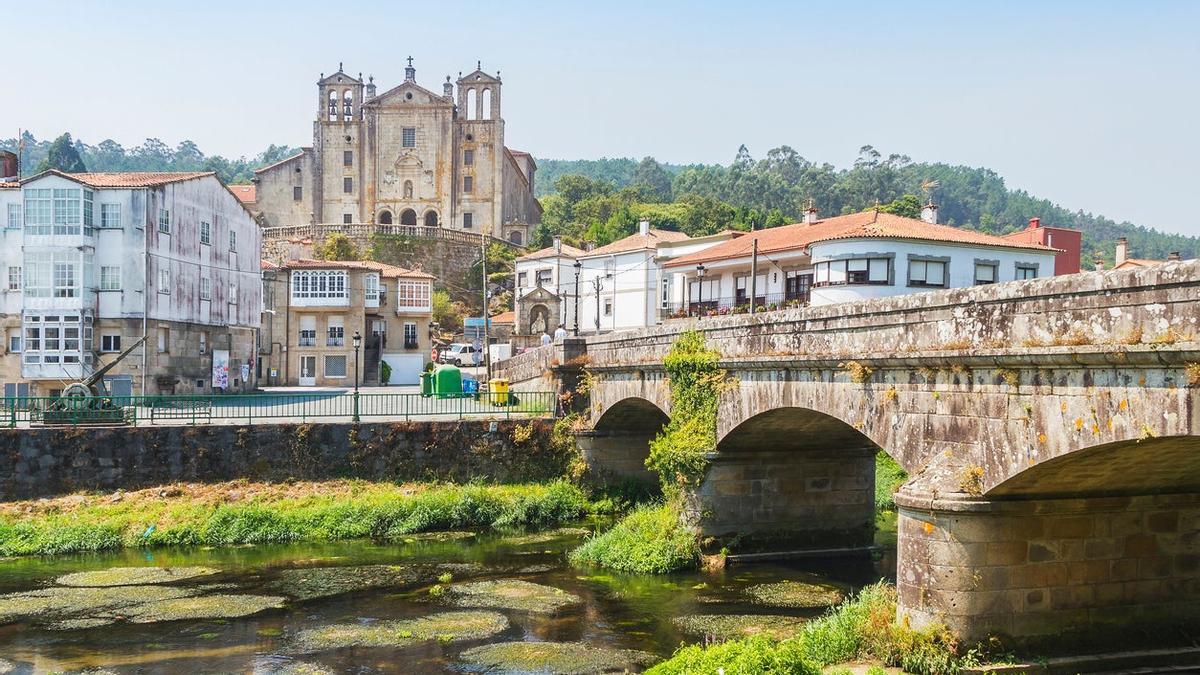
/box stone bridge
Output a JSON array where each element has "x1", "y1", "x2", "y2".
[{"x1": 497, "y1": 261, "x2": 1200, "y2": 642}]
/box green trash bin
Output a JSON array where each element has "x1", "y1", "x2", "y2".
[
  {"x1": 432, "y1": 364, "x2": 463, "y2": 399},
  {"x1": 419, "y1": 371, "x2": 433, "y2": 397}
]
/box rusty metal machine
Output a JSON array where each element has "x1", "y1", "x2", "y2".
[{"x1": 41, "y1": 335, "x2": 148, "y2": 425}]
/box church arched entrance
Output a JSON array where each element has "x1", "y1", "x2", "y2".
[
  {"x1": 424, "y1": 211, "x2": 439, "y2": 227},
  {"x1": 400, "y1": 209, "x2": 417, "y2": 226},
  {"x1": 508, "y1": 230, "x2": 523, "y2": 245},
  {"x1": 378, "y1": 210, "x2": 393, "y2": 225}
]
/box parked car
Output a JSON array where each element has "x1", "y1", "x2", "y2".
[{"x1": 439, "y1": 343, "x2": 480, "y2": 367}]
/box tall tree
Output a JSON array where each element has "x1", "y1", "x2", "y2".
[
  {"x1": 35, "y1": 133, "x2": 87, "y2": 173},
  {"x1": 631, "y1": 156, "x2": 672, "y2": 202}
]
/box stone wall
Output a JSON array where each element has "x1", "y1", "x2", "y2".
[
  {"x1": 897, "y1": 492, "x2": 1200, "y2": 641},
  {"x1": 0, "y1": 419, "x2": 567, "y2": 500}
]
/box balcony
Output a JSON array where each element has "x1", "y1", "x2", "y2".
[{"x1": 665, "y1": 291, "x2": 809, "y2": 319}]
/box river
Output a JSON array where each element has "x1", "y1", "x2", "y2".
[{"x1": 0, "y1": 523, "x2": 896, "y2": 673}]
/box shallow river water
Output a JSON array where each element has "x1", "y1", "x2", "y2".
[{"x1": 0, "y1": 525, "x2": 895, "y2": 673}]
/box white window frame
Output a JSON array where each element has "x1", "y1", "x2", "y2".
[
  {"x1": 199, "y1": 276, "x2": 212, "y2": 300},
  {"x1": 291, "y1": 270, "x2": 348, "y2": 300},
  {"x1": 395, "y1": 280, "x2": 431, "y2": 311},
  {"x1": 100, "y1": 203, "x2": 122, "y2": 229},
  {"x1": 200, "y1": 221, "x2": 211, "y2": 246},
  {"x1": 229, "y1": 283, "x2": 238, "y2": 305},
  {"x1": 158, "y1": 208, "x2": 170, "y2": 234},
  {"x1": 158, "y1": 267, "x2": 171, "y2": 294},
  {"x1": 101, "y1": 334, "x2": 121, "y2": 353},
  {"x1": 7, "y1": 266, "x2": 20, "y2": 291},
  {"x1": 324, "y1": 354, "x2": 348, "y2": 378},
  {"x1": 99, "y1": 266, "x2": 121, "y2": 291},
  {"x1": 7, "y1": 203, "x2": 22, "y2": 229},
  {"x1": 403, "y1": 321, "x2": 418, "y2": 348},
  {"x1": 229, "y1": 230, "x2": 237, "y2": 251},
  {"x1": 327, "y1": 316, "x2": 345, "y2": 347},
  {"x1": 907, "y1": 258, "x2": 948, "y2": 288},
  {"x1": 23, "y1": 188, "x2": 52, "y2": 235}
]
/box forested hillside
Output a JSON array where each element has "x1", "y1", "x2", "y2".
[
  {"x1": 4, "y1": 132, "x2": 1192, "y2": 268},
  {"x1": 0, "y1": 132, "x2": 298, "y2": 185},
  {"x1": 535, "y1": 147, "x2": 1198, "y2": 268}
]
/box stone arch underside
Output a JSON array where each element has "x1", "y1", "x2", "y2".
[
  {"x1": 693, "y1": 406, "x2": 882, "y2": 548},
  {"x1": 579, "y1": 396, "x2": 669, "y2": 484}
]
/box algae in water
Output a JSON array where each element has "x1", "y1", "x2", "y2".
[
  {"x1": 460, "y1": 641, "x2": 658, "y2": 674},
  {"x1": 438, "y1": 579, "x2": 582, "y2": 614}
]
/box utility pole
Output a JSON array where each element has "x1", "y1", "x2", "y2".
[
  {"x1": 749, "y1": 238, "x2": 759, "y2": 315},
  {"x1": 592, "y1": 276, "x2": 604, "y2": 333},
  {"x1": 481, "y1": 235, "x2": 490, "y2": 381},
  {"x1": 573, "y1": 260, "x2": 582, "y2": 336}
]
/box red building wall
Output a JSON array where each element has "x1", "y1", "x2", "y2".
[{"x1": 1003, "y1": 218, "x2": 1082, "y2": 275}]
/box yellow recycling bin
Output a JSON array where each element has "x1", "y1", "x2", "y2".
[{"x1": 489, "y1": 378, "x2": 510, "y2": 406}]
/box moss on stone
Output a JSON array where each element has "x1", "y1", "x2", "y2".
[
  {"x1": 268, "y1": 565, "x2": 421, "y2": 601},
  {"x1": 744, "y1": 581, "x2": 845, "y2": 608},
  {"x1": 673, "y1": 613, "x2": 808, "y2": 640},
  {"x1": 439, "y1": 579, "x2": 582, "y2": 614},
  {"x1": 125, "y1": 594, "x2": 286, "y2": 623},
  {"x1": 499, "y1": 527, "x2": 590, "y2": 546},
  {"x1": 56, "y1": 566, "x2": 220, "y2": 587},
  {"x1": 0, "y1": 584, "x2": 200, "y2": 626},
  {"x1": 290, "y1": 610, "x2": 508, "y2": 652},
  {"x1": 460, "y1": 641, "x2": 658, "y2": 674}
]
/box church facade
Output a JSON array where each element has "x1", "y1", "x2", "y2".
[{"x1": 254, "y1": 59, "x2": 541, "y2": 244}]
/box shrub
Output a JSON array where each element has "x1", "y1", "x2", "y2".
[
  {"x1": 874, "y1": 452, "x2": 907, "y2": 511},
  {"x1": 645, "y1": 331, "x2": 724, "y2": 488},
  {"x1": 647, "y1": 635, "x2": 818, "y2": 675},
  {"x1": 568, "y1": 503, "x2": 698, "y2": 574}
]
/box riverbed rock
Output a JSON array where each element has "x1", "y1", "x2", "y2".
[
  {"x1": 743, "y1": 580, "x2": 845, "y2": 608},
  {"x1": 268, "y1": 565, "x2": 422, "y2": 601},
  {"x1": 124, "y1": 593, "x2": 286, "y2": 623},
  {"x1": 0, "y1": 584, "x2": 200, "y2": 626},
  {"x1": 439, "y1": 579, "x2": 582, "y2": 614},
  {"x1": 459, "y1": 641, "x2": 657, "y2": 674},
  {"x1": 673, "y1": 613, "x2": 808, "y2": 640},
  {"x1": 56, "y1": 566, "x2": 220, "y2": 587},
  {"x1": 289, "y1": 610, "x2": 509, "y2": 653}
]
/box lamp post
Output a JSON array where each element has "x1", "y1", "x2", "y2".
[
  {"x1": 352, "y1": 331, "x2": 362, "y2": 423},
  {"x1": 573, "y1": 260, "x2": 582, "y2": 336},
  {"x1": 696, "y1": 264, "x2": 707, "y2": 317}
]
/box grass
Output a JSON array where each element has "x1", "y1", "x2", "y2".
[
  {"x1": 568, "y1": 502, "x2": 699, "y2": 574},
  {"x1": 0, "y1": 479, "x2": 595, "y2": 557},
  {"x1": 647, "y1": 583, "x2": 981, "y2": 675}
]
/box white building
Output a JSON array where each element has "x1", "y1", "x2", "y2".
[
  {"x1": 664, "y1": 206, "x2": 1058, "y2": 314},
  {"x1": 511, "y1": 222, "x2": 738, "y2": 339},
  {"x1": 0, "y1": 171, "x2": 263, "y2": 397}
]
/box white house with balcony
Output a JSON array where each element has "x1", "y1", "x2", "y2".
[
  {"x1": 0, "y1": 171, "x2": 263, "y2": 397},
  {"x1": 664, "y1": 206, "x2": 1059, "y2": 315},
  {"x1": 263, "y1": 259, "x2": 434, "y2": 386},
  {"x1": 511, "y1": 223, "x2": 739, "y2": 340}
]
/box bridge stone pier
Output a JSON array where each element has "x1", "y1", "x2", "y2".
[{"x1": 496, "y1": 261, "x2": 1200, "y2": 642}]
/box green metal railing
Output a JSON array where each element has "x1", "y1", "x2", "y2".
[{"x1": 0, "y1": 391, "x2": 559, "y2": 428}]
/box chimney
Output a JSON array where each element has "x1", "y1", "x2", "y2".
[
  {"x1": 639, "y1": 219, "x2": 650, "y2": 236},
  {"x1": 553, "y1": 235, "x2": 562, "y2": 254},
  {"x1": 584, "y1": 240, "x2": 596, "y2": 252},
  {"x1": 1094, "y1": 256, "x2": 1106, "y2": 271},
  {"x1": 1168, "y1": 251, "x2": 1181, "y2": 261},
  {"x1": 1028, "y1": 217, "x2": 1041, "y2": 230},
  {"x1": 443, "y1": 75, "x2": 454, "y2": 99},
  {"x1": 0, "y1": 151, "x2": 16, "y2": 181},
  {"x1": 920, "y1": 200, "x2": 939, "y2": 224},
  {"x1": 803, "y1": 199, "x2": 819, "y2": 224},
  {"x1": 1115, "y1": 237, "x2": 1129, "y2": 266}
]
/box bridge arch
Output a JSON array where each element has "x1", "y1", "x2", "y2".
[
  {"x1": 692, "y1": 405, "x2": 883, "y2": 549},
  {"x1": 578, "y1": 396, "x2": 668, "y2": 485}
]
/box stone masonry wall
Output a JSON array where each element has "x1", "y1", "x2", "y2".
[
  {"x1": 0, "y1": 419, "x2": 567, "y2": 500},
  {"x1": 897, "y1": 493, "x2": 1200, "y2": 641}
]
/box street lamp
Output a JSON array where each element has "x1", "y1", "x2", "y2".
[
  {"x1": 573, "y1": 260, "x2": 582, "y2": 336},
  {"x1": 352, "y1": 331, "x2": 362, "y2": 423},
  {"x1": 696, "y1": 264, "x2": 707, "y2": 317}
]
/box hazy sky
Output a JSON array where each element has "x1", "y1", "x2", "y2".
[{"x1": 3, "y1": 1, "x2": 1197, "y2": 235}]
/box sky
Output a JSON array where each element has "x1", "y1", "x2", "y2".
[{"x1": 2, "y1": 1, "x2": 1197, "y2": 235}]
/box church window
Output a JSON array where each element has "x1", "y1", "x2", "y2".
[
  {"x1": 342, "y1": 90, "x2": 353, "y2": 120},
  {"x1": 465, "y1": 89, "x2": 478, "y2": 120},
  {"x1": 402, "y1": 128, "x2": 416, "y2": 148},
  {"x1": 463, "y1": 213, "x2": 473, "y2": 229},
  {"x1": 293, "y1": 186, "x2": 302, "y2": 201},
  {"x1": 463, "y1": 176, "x2": 473, "y2": 193},
  {"x1": 481, "y1": 89, "x2": 492, "y2": 120},
  {"x1": 463, "y1": 150, "x2": 474, "y2": 166},
  {"x1": 343, "y1": 150, "x2": 352, "y2": 167},
  {"x1": 424, "y1": 211, "x2": 438, "y2": 227},
  {"x1": 343, "y1": 177, "x2": 353, "y2": 193},
  {"x1": 327, "y1": 90, "x2": 338, "y2": 121},
  {"x1": 403, "y1": 180, "x2": 413, "y2": 199},
  {"x1": 400, "y1": 209, "x2": 417, "y2": 226}
]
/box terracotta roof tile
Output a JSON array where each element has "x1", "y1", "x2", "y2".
[
  {"x1": 280, "y1": 258, "x2": 435, "y2": 279},
  {"x1": 253, "y1": 149, "x2": 310, "y2": 174},
  {"x1": 261, "y1": 260, "x2": 280, "y2": 270},
  {"x1": 490, "y1": 310, "x2": 515, "y2": 324},
  {"x1": 666, "y1": 211, "x2": 1055, "y2": 268},
  {"x1": 0, "y1": 182, "x2": 18, "y2": 189},
  {"x1": 1113, "y1": 258, "x2": 1163, "y2": 270},
  {"x1": 229, "y1": 184, "x2": 257, "y2": 204},
  {"x1": 585, "y1": 229, "x2": 690, "y2": 257},
  {"x1": 26, "y1": 170, "x2": 214, "y2": 188},
  {"x1": 517, "y1": 243, "x2": 587, "y2": 261}
]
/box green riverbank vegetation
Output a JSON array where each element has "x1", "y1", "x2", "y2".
[
  {"x1": 568, "y1": 503, "x2": 699, "y2": 574},
  {"x1": 647, "y1": 583, "x2": 982, "y2": 675},
  {"x1": 0, "y1": 479, "x2": 603, "y2": 557}
]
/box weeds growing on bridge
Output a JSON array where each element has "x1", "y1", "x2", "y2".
[{"x1": 645, "y1": 330, "x2": 726, "y2": 489}]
